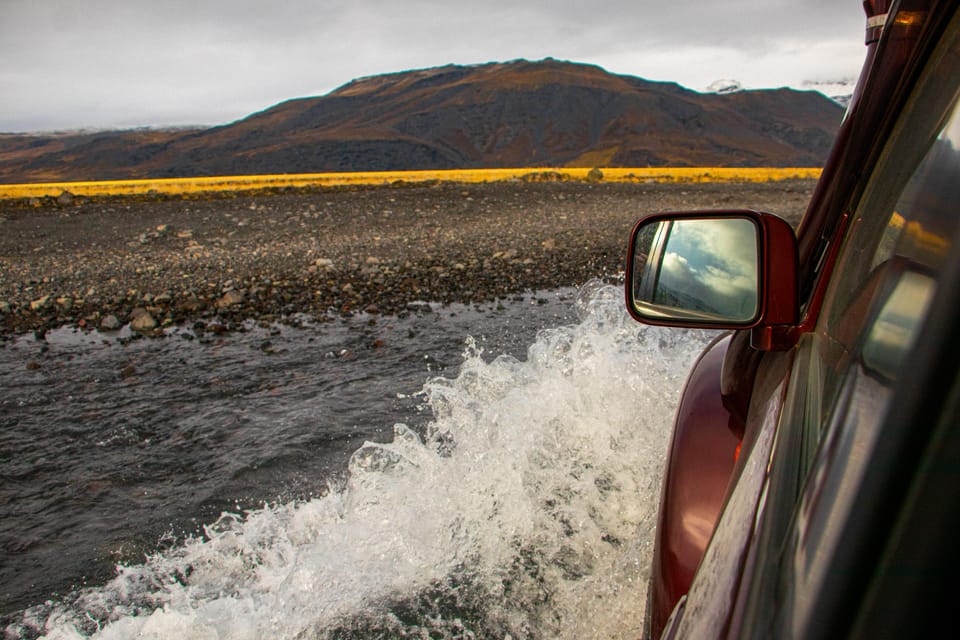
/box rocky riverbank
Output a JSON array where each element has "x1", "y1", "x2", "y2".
[{"x1": 0, "y1": 179, "x2": 816, "y2": 337}]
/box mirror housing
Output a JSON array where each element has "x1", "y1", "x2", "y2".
[{"x1": 625, "y1": 210, "x2": 799, "y2": 337}]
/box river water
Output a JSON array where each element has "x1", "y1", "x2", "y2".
[{"x1": 1, "y1": 282, "x2": 714, "y2": 639}]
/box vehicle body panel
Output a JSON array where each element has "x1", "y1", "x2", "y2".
[{"x1": 647, "y1": 333, "x2": 740, "y2": 634}]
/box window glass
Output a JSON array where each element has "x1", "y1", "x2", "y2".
[
  {"x1": 737, "y1": 16, "x2": 960, "y2": 635},
  {"x1": 778, "y1": 81, "x2": 960, "y2": 638},
  {"x1": 815, "y1": 88, "x2": 960, "y2": 427}
]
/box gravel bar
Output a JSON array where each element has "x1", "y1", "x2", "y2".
[{"x1": 0, "y1": 179, "x2": 816, "y2": 337}]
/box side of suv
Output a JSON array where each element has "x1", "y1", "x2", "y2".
[{"x1": 625, "y1": 1, "x2": 960, "y2": 637}]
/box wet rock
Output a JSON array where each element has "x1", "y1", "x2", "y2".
[
  {"x1": 406, "y1": 301, "x2": 433, "y2": 313},
  {"x1": 129, "y1": 308, "x2": 157, "y2": 332},
  {"x1": 553, "y1": 545, "x2": 595, "y2": 579},
  {"x1": 100, "y1": 315, "x2": 122, "y2": 331}
]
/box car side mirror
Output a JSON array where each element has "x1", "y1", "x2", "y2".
[{"x1": 625, "y1": 210, "x2": 800, "y2": 338}]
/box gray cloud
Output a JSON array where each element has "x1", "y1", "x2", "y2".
[{"x1": 0, "y1": 0, "x2": 866, "y2": 132}]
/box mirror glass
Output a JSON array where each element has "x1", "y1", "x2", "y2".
[{"x1": 630, "y1": 216, "x2": 760, "y2": 323}]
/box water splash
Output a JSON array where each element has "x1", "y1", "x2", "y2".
[{"x1": 18, "y1": 283, "x2": 714, "y2": 639}]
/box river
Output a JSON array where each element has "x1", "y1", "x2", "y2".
[{"x1": 1, "y1": 282, "x2": 713, "y2": 639}]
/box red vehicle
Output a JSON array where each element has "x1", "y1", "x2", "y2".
[{"x1": 625, "y1": 1, "x2": 960, "y2": 638}]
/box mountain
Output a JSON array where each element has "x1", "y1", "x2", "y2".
[
  {"x1": 704, "y1": 78, "x2": 855, "y2": 106},
  {"x1": 0, "y1": 59, "x2": 845, "y2": 183}
]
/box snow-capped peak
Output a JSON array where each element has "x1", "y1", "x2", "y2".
[
  {"x1": 802, "y1": 79, "x2": 857, "y2": 107},
  {"x1": 705, "y1": 79, "x2": 744, "y2": 94}
]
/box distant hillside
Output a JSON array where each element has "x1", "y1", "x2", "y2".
[{"x1": 0, "y1": 59, "x2": 844, "y2": 183}]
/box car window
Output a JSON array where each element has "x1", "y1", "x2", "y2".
[
  {"x1": 778, "y1": 87, "x2": 960, "y2": 632},
  {"x1": 760, "y1": 88, "x2": 960, "y2": 512},
  {"x1": 737, "y1": 17, "x2": 960, "y2": 636},
  {"x1": 818, "y1": 83, "x2": 960, "y2": 431}
]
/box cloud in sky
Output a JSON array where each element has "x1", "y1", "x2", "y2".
[{"x1": 0, "y1": 0, "x2": 867, "y2": 132}]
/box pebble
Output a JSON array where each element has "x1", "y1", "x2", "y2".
[
  {"x1": 217, "y1": 290, "x2": 245, "y2": 308},
  {"x1": 30, "y1": 295, "x2": 51, "y2": 311}
]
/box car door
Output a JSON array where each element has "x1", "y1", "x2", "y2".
[
  {"x1": 736, "y1": 11, "x2": 960, "y2": 638},
  {"x1": 665, "y1": 8, "x2": 960, "y2": 638}
]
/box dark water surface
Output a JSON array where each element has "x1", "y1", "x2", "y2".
[{"x1": 1, "y1": 284, "x2": 712, "y2": 639}]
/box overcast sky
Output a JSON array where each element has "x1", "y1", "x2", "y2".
[{"x1": 1, "y1": 0, "x2": 867, "y2": 133}]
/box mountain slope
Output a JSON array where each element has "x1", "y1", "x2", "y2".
[{"x1": 0, "y1": 59, "x2": 844, "y2": 182}]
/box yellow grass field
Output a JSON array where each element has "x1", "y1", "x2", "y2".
[{"x1": 0, "y1": 167, "x2": 822, "y2": 200}]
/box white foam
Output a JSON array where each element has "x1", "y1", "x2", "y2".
[{"x1": 31, "y1": 282, "x2": 714, "y2": 639}]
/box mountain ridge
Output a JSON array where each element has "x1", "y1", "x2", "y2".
[{"x1": 0, "y1": 59, "x2": 845, "y2": 183}]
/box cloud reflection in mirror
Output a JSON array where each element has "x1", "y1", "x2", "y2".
[{"x1": 634, "y1": 217, "x2": 759, "y2": 323}]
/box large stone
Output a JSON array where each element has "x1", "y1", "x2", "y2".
[
  {"x1": 100, "y1": 315, "x2": 122, "y2": 331},
  {"x1": 130, "y1": 309, "x2": 157, "y2": 332}
]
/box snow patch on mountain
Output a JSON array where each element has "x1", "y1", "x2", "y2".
[
  {"x1": 705, "y1": 79, "x2": 744, "y2": 94},
  {"x1": 802, "y1": 79, "x2": 857, "y2": 107}
]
